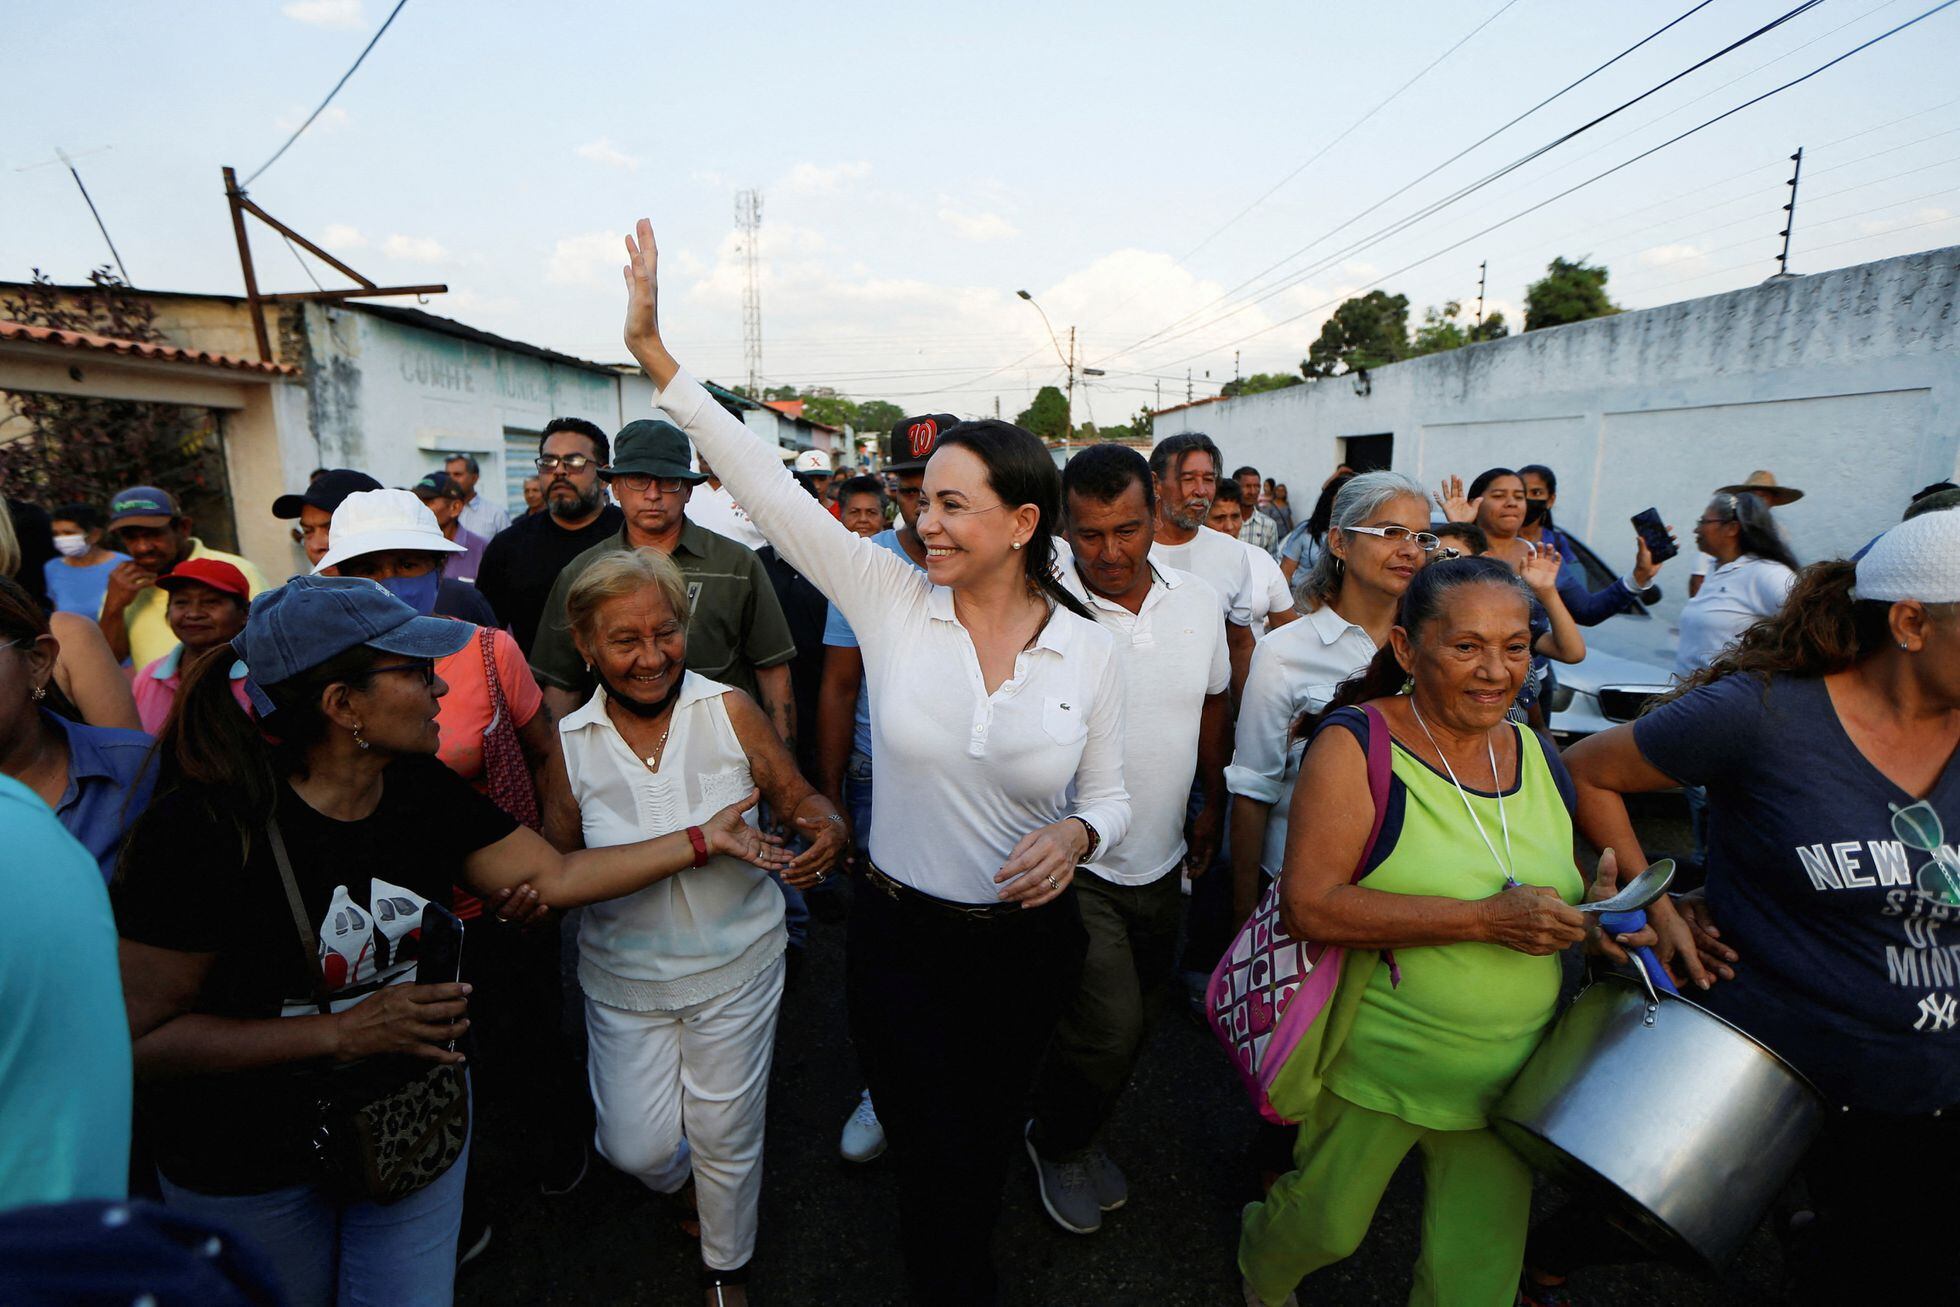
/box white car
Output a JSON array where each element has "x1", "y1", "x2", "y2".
[{"x1": 1540, "y1": 532, "x2": 1675, "y2": 741}]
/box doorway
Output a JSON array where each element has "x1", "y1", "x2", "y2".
[{"x1": 1341, "y1": 433, "x2": 1393, "y2": 472}]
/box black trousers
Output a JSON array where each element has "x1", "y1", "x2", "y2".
[
  {"x1": 460, "y1": 912, "x2": 592, "y2": 1179},
  {"x1": 847, "y1": 875, "x2": 1087, "y2": 1307}
]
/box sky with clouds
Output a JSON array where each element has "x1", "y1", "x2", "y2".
[{"x1": 5, "y1": 0, "x2": 1958, "y2": 424}]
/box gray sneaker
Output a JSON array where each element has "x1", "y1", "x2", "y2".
[
  {"x1": 1084, "y1": 1146, "x2": 1127, "y2": 1211},
  {"x1": 1023, "y1": 1122, "x2": 1102, "y2": 1234}
]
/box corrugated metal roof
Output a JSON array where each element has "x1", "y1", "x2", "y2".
[{"x1": 0, "y1": 319, "x2": 298, "y2": 376}]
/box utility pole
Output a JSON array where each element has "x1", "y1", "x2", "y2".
[
  {"x1": 735, "y1": 188, "x2": 764, "y2": 396},
  {"x1": 1775, "y1": 148, "x2": 1804, "y2": 278},
  {"x1": 1155, "y1": 379, "x2": 1162, "y2": 411},
  {"x1": 993, "y1": 396, "x2": 1000, "y2": 419},
  {"x1": 1234, "y1": 349, "x2": 1241, "y2": 384},
  {"x1": 1475, "y1": 260, "x2": 1488, "y2": 333},
  {"x1": 1186, "y1": 369, "x2": 1193, "y2": 402},
  {"x1": 1063, "y1": 325, "x2": 1076, "y2": 447}
]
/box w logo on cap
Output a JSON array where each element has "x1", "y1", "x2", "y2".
[{"x1": 907, "y1": 420, "x2": 940, "y2": 458}]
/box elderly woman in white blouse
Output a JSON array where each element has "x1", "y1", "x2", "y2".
[
  {"x1": 557, "y1": 548, "x2": 844, "y2": 1307},
  {"x1": 621, "y1": 219, "x2": 1129, "y2": 1305}
]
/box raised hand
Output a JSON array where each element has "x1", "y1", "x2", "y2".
[
  {"x1": 1521, "y1": 541, "x2": 1563, "y2": 595},
  {"x1": 1631, "y1": 530, "x2": 1673, "y2": 588},
  {"x1": 1433, "y1": 474, "x2": 1480, "y2": 524},
  {"x1": 621, "y1": 218, "x2": 678, "y2": 385}
]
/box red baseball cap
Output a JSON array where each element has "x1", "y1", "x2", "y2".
[{"x1": 156, "y1": 557, "x2": 251, "y2": 601}]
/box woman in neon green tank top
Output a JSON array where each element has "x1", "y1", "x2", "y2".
[{"x1": 1240, "y1": 557, "x2": 1661, "y2": 1307}]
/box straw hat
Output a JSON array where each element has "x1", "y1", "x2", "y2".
[{"x1": 1716, "y1": 470, "x2": 1804, "y2": 506}]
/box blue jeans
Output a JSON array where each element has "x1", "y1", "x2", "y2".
[
  {"x1": 157, "y1": 1122, "x2": 469, "y2": 1307},
  {"x1": 845, "y1": 749, "x2": 874, "y2": 844}
]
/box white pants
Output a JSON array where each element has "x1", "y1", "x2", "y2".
[{"x1": 583, "y1": 955, "x2": 784, "y2": 1271}]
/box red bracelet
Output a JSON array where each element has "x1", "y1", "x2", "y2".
[{"x1": 686, "y1": 826, "x2": 710, "y2": 867}]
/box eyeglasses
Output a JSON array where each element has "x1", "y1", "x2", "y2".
[
  {"x1": 363, "y1": 660, "x2": 437, "y2": 688},
  {"x1": 536, "y1": 454, "x2": 599, "y2": 473},
  {"x1": 607, "y1": 473, "x2": 689, "y2": 494},
  {"x1": 289, "y1": 523, "x2": 331, "y2": 546},
  {"x1": 1694, "y1": 517, "x2": 1729, "y2": 528},
  {"x1": 1891, "y1": 801, "x2": 1960, "y2": 905},
  {"x1": 1342, "y1": 525, "x2": 1442, "y2": 552}
]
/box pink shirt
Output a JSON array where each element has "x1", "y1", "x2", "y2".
[
  {"x1": 432, "y1": 623, "x2": 545, "y2": 921},
  {"x1": 133, "y1": 646, "x2": 253, "y2": 735}
]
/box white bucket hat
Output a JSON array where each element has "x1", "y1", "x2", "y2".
[
  {"x1": 1851, "y1": 506, "x2": 1960, "y2": 604},
  {"x1": 314, "y1": 488, "x2": 466, "y2": 575}
]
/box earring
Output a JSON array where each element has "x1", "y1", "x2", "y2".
[
  {"x1": 1899, "y1": 642, "x2": 1912, "y2": 651},
  {"x1": 1011, "y1": 540, "x2": 1022, "y2": 551},
  {"x1": 30, "y1": 684, "x2": 46, "y2": 702},
  {"x1": 353, "y1": 725, "x2": 370, "y2": 750}
]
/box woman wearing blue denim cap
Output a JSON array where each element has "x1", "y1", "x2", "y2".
[{"x1": 111, "y1": 575, "x2": 789, "y2": 1307}]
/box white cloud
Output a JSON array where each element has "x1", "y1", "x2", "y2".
[
  {"x1": 938, "y1": 207, "x2": 1019, "y2": 242},
  {"x1": 274, "y1": 104, "x2": 350, "y2": 134},
  {"x1": 546, "y1": 231, "x2": 625, "y2": 287},
  {"x1": 1638, "y1": 243, "x2": 1704, "y2": 269},
  {"x1": 322, "y1": 224, "x2": 365, "y2": 250},
  {"x1": 281, "y1": 0, "x2": 365, "y2": 30},
  {"x1": 780, "y1": 161, "x2": 872, "y2": 195},
  {"x1": 383, "y1": 234, "x2": 451, "y2": 263},
  {"x1": 574, "y1": 138, "x2": 639, "y2": 171}
]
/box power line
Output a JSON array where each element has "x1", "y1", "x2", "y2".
[
  {"x1": 1137, "y1": 0, "x2": 1960, "y2": 370},
  {"x1": 244, "y1": 0, "x2": 410, "y2": 186},
  {"x1": 1105, "y1": 0, "x2": 1826, "y2": 363}
]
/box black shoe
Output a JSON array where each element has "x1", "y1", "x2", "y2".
[{"x1": 539, "y1": 1139, "x2": 590, "y2": 1197}]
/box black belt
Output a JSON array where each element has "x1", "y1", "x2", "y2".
[{"x1": 859, "y1": 860, "x2": 1028, "y2": 922}]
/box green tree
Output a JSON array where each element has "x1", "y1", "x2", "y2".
[
  {"x1": 1301, "y1": 290, "x2": 1410, "y2": 377},
  {"x1": 1408, "y1": 300, "x2": 1510, "y2": 357},
  {"x1": 1523, "y1": 257, "x2": 1619, "y2": 331},
  {"x1": 856, "y1": 400, "x2": 904, "y2": 434},
  {"x1": 1016, "y1": 385, "x2": 1070, "y2": 442},
  {"x1": 1219, "y1": 371, "x2": 1305, "y2": 398}
]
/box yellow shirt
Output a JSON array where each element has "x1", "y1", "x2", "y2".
[{"x1": 112, "y1": 539, "x2": 270, "y2": 669}]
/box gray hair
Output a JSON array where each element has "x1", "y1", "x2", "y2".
[{"x1": 1299, "y1": 470, "x2": 1430, "y2": 611}]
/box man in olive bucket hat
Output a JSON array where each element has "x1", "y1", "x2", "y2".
[{"x1": 1691, "y1": 470, "x2": 1804, "y2": 598}]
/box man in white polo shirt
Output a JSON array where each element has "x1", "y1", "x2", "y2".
[
  {"x1": 1147, "y1": 432, "x2": 1295, "y2": 704},
  {"x1": 1026, "y1": 443, "x2": 1232, "y2": 1236}
]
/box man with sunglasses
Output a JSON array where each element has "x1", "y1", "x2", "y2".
[
  {"x1": 475, "y1": 419, "x2": 624, "y2": 654},
  {"x1": 528, "y1": 418, "x2": 798, "y2": 750}
]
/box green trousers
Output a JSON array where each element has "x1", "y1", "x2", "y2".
[{"x1": 1239, "y1": 1090, "x2": 1532, "y2": 1307}]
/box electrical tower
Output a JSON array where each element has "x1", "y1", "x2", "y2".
[{"x1": 735, "y1": 189, "x2": 764, "y2": 396}]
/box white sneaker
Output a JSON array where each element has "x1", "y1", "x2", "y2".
[{"x1": 839, "y1": 1088, "x2": 886, "y2": 1163}]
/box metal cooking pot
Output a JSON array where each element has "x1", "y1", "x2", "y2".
[{"x1": 1492, "y1": 916, "x2": 1825, "y2": 1270}]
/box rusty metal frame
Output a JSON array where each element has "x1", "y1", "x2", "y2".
[{"x1": 223, "y1": 166, "x2": 446, "y2": 361}]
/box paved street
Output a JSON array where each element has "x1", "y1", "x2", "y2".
[{"x1": 458, "y1": 795, "x2": 1790, "y2": 1306}]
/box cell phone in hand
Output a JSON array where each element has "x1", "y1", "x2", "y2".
[
  {"x1": 416, "y1": 902, "x2": 466, "y2": 986},
  {"x1": 1630, "y1": 507, "x2": 1680, "y2": 566}
]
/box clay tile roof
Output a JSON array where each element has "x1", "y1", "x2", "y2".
[{"x1": 0, "y1": 319, "x2": 297, "y2": 377}]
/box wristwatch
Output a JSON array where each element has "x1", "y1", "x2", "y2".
[{"x1": 1068, "y1": 816, "x2": 1101, "y2": 864}]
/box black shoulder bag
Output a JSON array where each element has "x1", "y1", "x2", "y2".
[{"x1": 269, "y1": 820, "x2": 470, "y2": 1204}]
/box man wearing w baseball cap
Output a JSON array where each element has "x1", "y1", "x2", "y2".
[
  {"x1": 100, "y1": 485, "x2": 269, "y2": 668},
  {"x1": 272, "y1": 469, "x2": 382, "y2": 570},
  {"x1": 816, "y1": 411, "x2": 951, "y2": 1165}
]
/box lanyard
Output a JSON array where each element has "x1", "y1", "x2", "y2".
[{"x1": 1409, "y1": 698, "x2": 1520, "y2": 889}]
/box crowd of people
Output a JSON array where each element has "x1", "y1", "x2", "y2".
[{"x1": 1, "y1": 216, "x2": 1956, "y2": 1307}]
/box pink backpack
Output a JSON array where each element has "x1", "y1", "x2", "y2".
[{"x1": 1205, "y1": 703, "x2": 1394, "y2": 1125}]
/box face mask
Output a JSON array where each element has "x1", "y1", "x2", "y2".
[
  {"x1": 378, "y1": 573, "x2": 441, "y2": 617},
  {"x1": 1523, "y1": 500, "x2": 1550, "y2": 527},
  {"x1": 52, "y1": 534, "x2": 90, "y2": 558}
]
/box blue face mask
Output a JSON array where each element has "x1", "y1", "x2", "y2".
[{"x1": 378, "y1": 572, "x2": 441, "y2": 616}]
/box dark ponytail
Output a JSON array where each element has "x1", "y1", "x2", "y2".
[
  {"x1": 937, "y1": 420, "x2": 1094, "y2": 621},
  {"x1": 1295, "y1": 556, "x2": 1533, "y2": 740},
  {"x1": 1721, "y1": 492, "x2": 1802, "y2": 573}
]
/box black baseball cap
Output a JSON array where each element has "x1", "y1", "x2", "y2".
[
  {"x1": 411, "y1": 471, "x2": 463, "y2": 501},
  {"x1": 883, "y1": 413, "x2": 958, "y2": 473},
  {"x1": 272, "y1": 469, "x2": 382, "y2": 519}
]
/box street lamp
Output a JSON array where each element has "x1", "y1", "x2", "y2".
[{"x1": 1015, "y1": 289, "x2": 1076, "y2": 449}]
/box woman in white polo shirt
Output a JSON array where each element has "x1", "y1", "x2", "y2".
[
  {"x1": 1227, "y1": 473, "x2": 1436, "y2": 924},
  {"x1": 1675, "y1": 490, "x2": 1801, "y2": 681},
  {"x1": 620, "y1": 219, "x2": 1129, "y2": 1305}
]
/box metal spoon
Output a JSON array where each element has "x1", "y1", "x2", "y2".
[{"x1": 1577, "y1": 858, "x2": 1677, "y2": 915}]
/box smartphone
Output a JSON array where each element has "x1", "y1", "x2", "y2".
[
  {"x1": 416, "y1": 902, "x2": 466, "y2": 986},
  {"x1": 1630, "y1": 507, "x2": 1680, "y2": 566}
]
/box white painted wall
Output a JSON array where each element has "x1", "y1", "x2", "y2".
[
  {"x1": 299, "y1": 306, "x2": 620, "y2": 517},
  {"x1": 1153, "y1": 245, "x2": 1960, "y2": 652}
]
